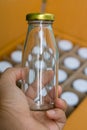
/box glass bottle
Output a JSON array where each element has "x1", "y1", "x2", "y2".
[{"x1": 22, "y1": 13, "x2": 59, "y2": 111}]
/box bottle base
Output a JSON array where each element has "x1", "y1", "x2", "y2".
[{"x1": 30, "y1": 103, "x2": 55, "y2": 111}]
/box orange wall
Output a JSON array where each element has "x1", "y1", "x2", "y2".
[
  {"x1": 0, "y1": 0, "x2": 41, "y2": 49},
  {"x1": 46, "y1": 0, "x2": 87, "y2": 46},
  {"x1": 0, "y1": 0, "x2": 87, "y2": 51}
]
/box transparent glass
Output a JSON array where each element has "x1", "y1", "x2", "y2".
[{"x1": 22, "y1": 20, "x2": 59, "y2": 111}]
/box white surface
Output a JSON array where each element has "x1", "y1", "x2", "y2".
[
  {"x1": 58, "y1": 69, "x2": 68, "y2": 83},
  {"x1": 29, "y1": 69, "x2": 35, "y2": 84},
  {"x1": 34, "y1": 88, "x2": 47, "y2": 102},
  {"x1": 25, "y1": 61, "x2": 29, "y2": 67},
  {"x1": 28, "y1": 54, "x2": 32, "y2": 61},
  {"x1": 35, "y1": 60, "x2": 46, "y2": 69},
  {"x1": 84, "y1": 67, "x2": 87, "y2": 75},
  {"x1": 24, "y1": 83, "x2": 29, "y2": 91},
  {"x1": 44, "y1": 51, "x2": 50, "y2": 60},
  {"x1": 52, "y1": 58, "x2": 55, "y2": 67},
  {"x1": 58, "y1": 40, "x2": 73, "y2": 51},
  {"x1": 0, "y1": 61, "x2": 12, "y2": 72},
  {"x1": 61, "y1": 91, "x2": 79, "y2": 106},
  {"x1": 41, "y1": 88, "x2": 47, "y2": 96},
  {"x1": 11, "y1": 50, "x2": 22, "y2": 63},
  {"x1": 64, "y1": 57, "x2": 80, "y2": 70},
  {"x1": 73, "y1": 79, "x2": 87, "y2": 93},
  {"x1": 77, "y1": 48, "x2": 87, "y2": 59},
  {"x1": 32, "y1": 46, "x2": 41, "y2": 55}
]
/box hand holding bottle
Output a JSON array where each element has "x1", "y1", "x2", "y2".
[{"x1": 0, "y1": 67, "x2": 67, "y2": 130}]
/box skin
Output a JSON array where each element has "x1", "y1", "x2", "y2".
[{"x1": 0, "y1": 67, "x2": 67, "y2": 130}]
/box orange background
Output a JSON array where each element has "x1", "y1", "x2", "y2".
[
  {"x1": 0, "y1": 0, "x2": 87, "y2": 51},
  {"x1": 0, "y1": 1, "x2": 87, "y2": 129}
]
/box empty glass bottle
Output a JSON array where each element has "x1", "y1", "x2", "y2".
[{"x1": 22, "y1": 13, "x2": 59, "y2": 111}]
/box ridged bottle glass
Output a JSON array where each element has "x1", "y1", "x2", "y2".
[{"x1": 22, "y1": 13, "x2": 59, "y2": 111}]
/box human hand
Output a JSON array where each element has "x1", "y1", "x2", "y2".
[{"x1": 0, "y1": 67, "x2": 67, "y2": 130}]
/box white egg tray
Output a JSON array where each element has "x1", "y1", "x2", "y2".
[
  {"x1": 57, "y1": 39, "x2": 87, "y2": 117},
  {"x1": 0, "y1": 38, "x2": 87, "y2": 118}
]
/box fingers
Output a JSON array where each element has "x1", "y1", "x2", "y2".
[
  {"x1": 46, "y1": 98, "x2": 67, "y2": 123},
  {"x1": 54, "y1": 98, "x2": 67, "y2": 112},
  {"x1": 1, "y1": 67, "x2": 28, "y2": 84},
  {"x1": 47, "y1": 85, "x2": 62, "y2": 99},
  {"x1": 58, "y1": 86, "x2": 62, "y2": 97},
  {"x1": 46, "y1": 97, "x2": 67, "y2": 120},
  {"x1": 46, "y1": 108, "x2": 66, "y2": 123},
  {"x1": 25, "y1": 85, "x2": 62, "y2": 102},
  {"x1": 25, "y1": 70, "x2": 54, "y2": 99},
  {"x1": 31, "y1": 70, "x2": 54, "y2": 89},
  {"x1": 25, "y1": 85, "x2": 36, "y2": 99}
]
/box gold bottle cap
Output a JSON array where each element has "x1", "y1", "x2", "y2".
[{"x1": 26, "y1": 13, "x2": 54, "y2": 21}]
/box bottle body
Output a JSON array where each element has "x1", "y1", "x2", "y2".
[{"x1": 22, "y1": 15, "x2": 59, "y2": 111}]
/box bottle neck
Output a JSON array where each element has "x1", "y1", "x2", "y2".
[
  {"x1": 28, "y1": 20, "x2": 53, "y2": 24},
  {"x1": 28, "y1": 20, "x2": 53, "y2": 33},
  {"x1": 28, "y1": 20, "x2": 53, "y2": 27}
]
